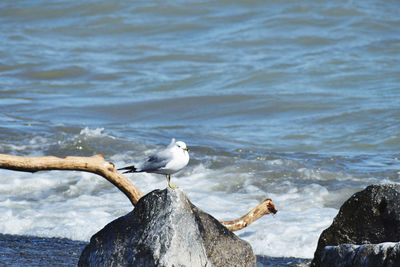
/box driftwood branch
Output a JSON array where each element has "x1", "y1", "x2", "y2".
[
  {"x1": 0, "y1": 153, "x2": 143, "y2": 206},
  {"x1": 0, "y1": 153, "x2": 276, "y2": 231},
  {"x1": 220, "y1": 198, "x2": 277, "y2": 231}
]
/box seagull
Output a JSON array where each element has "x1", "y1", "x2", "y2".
[{"x1": 118, "y1": 139, "x2": 190, "y2": 189}]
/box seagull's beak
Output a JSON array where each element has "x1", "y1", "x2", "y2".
[{"x1": 184, "y1": 147, "x2": 190, "y2": 152}]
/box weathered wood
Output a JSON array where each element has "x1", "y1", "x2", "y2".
[
  {"x1": 0, "y1": 153, "x2": 277, "y2": 231},
  {"x1": 220, "y1": 198, "x2": 277, "y2": 231},
  {"x1": 0, "y1": 153, "x2": 144, "y2": 206}
]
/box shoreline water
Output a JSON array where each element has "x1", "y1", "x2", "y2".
[
  {"x1": 0, "y1": 233, "x2": 87, "y2": 267},
  {"x1": 0, "y1": 233, "x2": 312, "y2": 267}
]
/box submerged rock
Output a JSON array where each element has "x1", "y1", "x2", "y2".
[
  {"x1": 311, "y1": 184, "x2": 400, "y2": 267},
  {"x1": 79, "y1": 188, "x2": 256, "y2": 267},
  {"x1": 321, "y1": 242, "x2": 400, "y2": 267}
]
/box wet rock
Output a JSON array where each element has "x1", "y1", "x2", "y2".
[
  {"x1": 79, "y1": 188, "x2": 256, "y2": 267},
  {"x1": 321, "y1": 242, "x2": 400, "y2": 267},
  {"x1": 311, "y1": 184, "x2": 400, "y2": 267}
]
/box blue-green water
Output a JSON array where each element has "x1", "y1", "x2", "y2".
[{"x1": 0, "y1": 0, "x2": 399, "y2": 261}]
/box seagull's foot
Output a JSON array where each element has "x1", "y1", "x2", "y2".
[
  {"x1": 166, "y1": 174, "x2": 176, "y2": 189},
  {"x1": 168, "y1": 182, "x2": 176, "y2": 189}
]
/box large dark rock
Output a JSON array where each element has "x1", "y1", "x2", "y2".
[
  {"x1": 321, "y1": 242, "x2": 400, "y2": 266},
  {"x1": 312, "y1": 184, "x2": 400, "y2": 267},
  {"x1": 79, "y1": 188, "x2": 256, "y2": 267}
]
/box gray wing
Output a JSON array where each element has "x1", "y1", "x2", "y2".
[{"x1": 139, "y1": 153, "x2": 169, "y2": 172}]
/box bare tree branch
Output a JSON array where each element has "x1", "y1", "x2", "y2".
[
  {"x1": 0, "y1": 153, "x2": 144, "y2": 206},
  {"x1": 0, "y1": 153, "x2": 277, "y2": 231},
  {"x1": 220, "y1": 198, "x2": 277, "y2": 231}
]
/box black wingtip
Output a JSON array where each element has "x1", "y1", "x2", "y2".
[{"x1": 117, "y1": 165, "x2": 136, "y2": 173}]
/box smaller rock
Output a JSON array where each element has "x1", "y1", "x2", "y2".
[
  {"x1": 311, "y1": 184, "x2": 400, "y2": 266},
  {"x1": 321, "y1": 242, "x2": 400, "y2": 267}
]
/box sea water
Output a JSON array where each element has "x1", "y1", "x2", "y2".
[{"x1": 0, "y1": 0, "x2": 400, "y2": 261}]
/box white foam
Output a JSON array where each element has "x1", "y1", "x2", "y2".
[
  {"x1": 236, "y1": 191, "x2": 338, "y2": 258},
  {"x1": 0, "y1": 127, "x2": 115, "y2": 156},
  {"x1": 79, "y1": 127, "x2": 113, "y2": 139},
  {"x1": 0, "y1": 169, "x2": 131, "y2": 241},
  {"x1": 1, "y1": 136, "x2": 52, "y2": 155}
]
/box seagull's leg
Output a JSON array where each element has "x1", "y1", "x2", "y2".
[{"x1": 166, "y1": 174, "x2": 176, "y2": 189}]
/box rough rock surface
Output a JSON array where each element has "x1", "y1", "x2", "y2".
[
  {"x1": 311, "y1": 184, "x2": 400, "y2": 266},
  {"x1": 321, "y1": 242, "x2": 400, "y2": 267},
  {"x1": 79, "y1": 188, "x2": 256, "y2": 267}
]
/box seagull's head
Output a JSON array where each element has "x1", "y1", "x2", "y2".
[{"x1": 176, "y1": 141, "x2": 190, "y2": 152}]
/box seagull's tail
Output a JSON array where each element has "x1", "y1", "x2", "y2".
[{"x1": 117, "y1": 165, "x2": 137, "y2": 174}]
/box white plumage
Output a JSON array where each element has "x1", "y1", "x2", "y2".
[{"x1": 118, "y1": 138, "x2": 190, "y2": 189}]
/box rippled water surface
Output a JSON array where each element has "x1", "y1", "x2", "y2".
[{"x1": 1, "y1": 0, "x2": 400, "y2": 260}]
